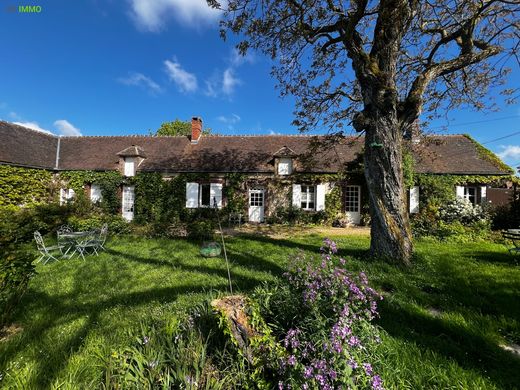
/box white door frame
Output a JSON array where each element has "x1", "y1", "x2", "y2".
[
  {"x1": 122, "y1": 185, "x2": 135, "y2": 221},
  {"x1": 344, "y1": 185, "x2": 361, "y2": 225},
  {"x1": 248, "y1": 188, "x2": 265, "y2": 223}
]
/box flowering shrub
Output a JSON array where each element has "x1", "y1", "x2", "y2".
[
  {"x1": 254, "y1": 238, "x2": 384, "y2": 389},
  {"x1": 438, "y1": 198, "x2": 487, "y2": 225}
]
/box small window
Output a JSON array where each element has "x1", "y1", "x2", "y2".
[
  {"x1": 200, "y1": 183, "x2": 211, "y2": 207},
  {"x1": 278, "y1": 158, "x2": 292, "y2": 175},
  {"x1": 124, "y1": 157, "x2": 135, "y2": 177},
  {"x1": 90, "y1": 184, "x2": 102, "y2": 203},
  {"x1": 344, "y1": 186, "x2": 360, "y2": 212},
  {"x1": 301, "y1": 185, "x2": 316, "y2": 210},
  {"x1": 464, "y1": 187, "x2": 477, "y2": 205}
]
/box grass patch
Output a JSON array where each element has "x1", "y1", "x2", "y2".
[{"x1": 0, "y1": 232, "x2": 519, "y2": 389}]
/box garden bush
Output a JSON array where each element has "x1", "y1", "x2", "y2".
[
  {"x1": 438, "y1": 198, "x2": 488, "y2": 225},
  {"x1": 412, "y1": 198, "x2": 493, "y2": 241},
  {"x1": 0, "y1": 246, "x2": 35, "y2": 327},
  {"x1": 0, "y1": 203, "x2": 73, "y2": 246},
  {"x1": 252, "y1": 238, "x2": 384, "y2": 389},
  {"x1": 67, "y1": 214, "x2": 130, "y2": 235}
]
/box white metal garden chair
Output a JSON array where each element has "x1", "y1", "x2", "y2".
[
  {"x1": 34, "y1": 231, "x2": 64, "y2": 264},
  {"x1": 93, "y1": 223, "x2": 108, "y2": 251},
  {"x1": 76, "y1": 233, "x2": 100, "y2": 260},
  {"x1": 57, "y1": 225, "x2": 75, "y2": 257}
]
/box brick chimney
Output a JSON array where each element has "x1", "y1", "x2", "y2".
[{"x1": 191, "y1": 117, "x2": 202, "y2": 144}]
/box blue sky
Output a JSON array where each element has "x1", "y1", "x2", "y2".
[{"x1": 0, "y1": 0, "x2": 519, "y2": 170}]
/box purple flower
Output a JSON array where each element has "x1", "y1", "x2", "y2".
[
  {"x1": 372, "y1": 375, "x2": 384, "y2": 390},
  {"x1": 287, "y1": 355, "x2": 296, "y2": 366},
  {"x1": 363, "y1": 363, "x2": 373, "y2": 376}
]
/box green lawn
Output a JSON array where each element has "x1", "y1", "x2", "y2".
[{"x1": 0, "y1": 232, "x2": 519, "y2": 389}]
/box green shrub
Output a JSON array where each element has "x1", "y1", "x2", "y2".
[
  {"x1": 67, "y1": 215, "x2": 130, "y2": 235},
  {"x1": 0, "y1": 203, "x2": 72, "y2": 246},
  {"x1": 187, "y1": 220, "x2": 216, "y2": 241},
  {"x1": 0, "y1": 246, "x2": 35, "y2": 327}
]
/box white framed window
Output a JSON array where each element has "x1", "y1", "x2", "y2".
[
  {"x1": 250, "y1": 190, "x2": 264, "y2": 206},
  {"x1": 124, "y1": 157, "x2": 136, "y2": 177},
  {"x1": 90, "y1": 184, "x2": 102, "y2": 203},
  {"x1": 301, "y1": 185, "x2": 316, "y2": 210},
  {"x1": 464, "y1": 186, "x2": 477, "y2": 205},
  {"x1": 186, "y1": 182, "x2": 223, "y2": 209},
  {"x1": 60, "y1": 188, "x2": 75, "y2": 205},
  {"x1": 278, "y1": 158, "x2": 292, "y2": 175},
  {"x1": 344, "y1": 185, "x2": 360, "y2": 213}
]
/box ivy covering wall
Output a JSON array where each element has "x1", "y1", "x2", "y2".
[
  {"x1": 0, "y1": 166, "x2": 54, "y2": 207},
  {"x1": 59, "y1": 171, "x2": 125, "y2": 214}
]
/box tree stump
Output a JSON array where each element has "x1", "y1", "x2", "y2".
[{"x1": 211, "y1": 295, "x2": 259, "y2": 363}]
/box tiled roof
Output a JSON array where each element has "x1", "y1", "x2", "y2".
[
  {"x1": 0, "y1": 121, "x2": 512, "y2": 175},
  {"x1": 0, "y1": 121, "x2": 58, "y2": 169}
]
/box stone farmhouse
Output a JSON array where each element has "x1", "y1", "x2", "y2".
[{"x1": 0, "y1": 118, "x2": 513, "y2": 223}]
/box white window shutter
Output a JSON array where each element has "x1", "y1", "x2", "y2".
[
  {"x1": 210, "y1": 183, "x2": 223, "y2": 208},
  {"x1": 480, "y1": 186, "x2": 487, "y2": 204},
  {"x1": 124, "y1": 157, "x2": 135, "y2": 177},
  {"x1": 456, "y1": 186, "x2": 464, "y2": 199},
  {"x1": 409, "y1": 186, "x2": 419, "y2": 214},
  {"x1": 60, "y1": 188, "x2": 66, "y2": 205},
  {"x1": 186, "y1": 182, "x2": 199, "y2": 208},
  {"x1": 316, "y1": 184, "x2": 326, "y2": 211},
  {"x1": 68, "y1": 188, "x2": 75, "y2": 199},
  {"x1": 292, "y1": 184, "x2": 301, "y2": 208},
  {"x1": 90, "y1": 184, "x2": 102, "y2": 203}
]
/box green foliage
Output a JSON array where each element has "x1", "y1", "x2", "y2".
[
  {"x1": 103, "y1": 308, "x2": 239, "y2": 389},
  {"x1": 154, "y1": 119, "x2": 211, "y2": 137},
  {"x1": 0, "y1": 247, "x2": 35, "y2": 327},
  {"x1": 224, "y1": 173, "x2": 247, "y2": 213},
  {"x1": 59, "y1": 171, "x2": 124, "y2": 214},
  {"x1": 187, "y1": 220, "x2": 217, "y2": 241},
  {"x1": 325, "y1": 183, "x2": 342, "y2": 221},
  {"x1": 0, "y1": 166, "x2": 53, "y2": 207},
  {"x1": 0, "y1": 204, "x2": 73, "y2": 247},
  {"x1": 402, "y1": 149, "x2": 415, "y2": 188},
  {"x1": 463, "y1": 134, "x2": 514, "y2": 174},
  {"x1": 67, "y1": 214, "x2": 130, "y2": 235}
]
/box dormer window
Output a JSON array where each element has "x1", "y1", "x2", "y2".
[
  {"x1": 278, "y1": 158, "x2": 293, "y2": 175},
  {"x1": 124, "y1": 157, "x2": 135, "y2": 177},
  {"x1": 117, "y1": 145, "x2": 146, "y2": 177}
]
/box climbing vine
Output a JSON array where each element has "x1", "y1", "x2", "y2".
[
  {"x1": 0, "y1": 166, "x2": 53, "y2": 207},
  {"x1": 59, "y1": 171, "x2": 125, "y2": 214}
]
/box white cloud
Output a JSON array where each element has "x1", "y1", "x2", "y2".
[
  {"x1": 164, "y1": 59, "x2": 198, "y2": 93},
  {"x1": 230, "y1": 48, "x2": 255, "y2": 67},
  {"x1": 128, "y1": 0, "x2": 222, "y2": 32},
  {"x1": 204, "y1": 80, "x2": 218, "y2": 97},
  {"x1": 54, "y1": 119, "x2": 82, "y2": 136},
  {"x1": 269, "y1": 129, "x2": 282, "y2": 135},
  {"x1": 13, "y1": 121, "x2": 53, "y2": 135},
  {"x1": 8, "y1": 111, "x2": 21, "y2": 120},
  {"x1": 118, "y1": 72, "x2": 162, "y2": 94},
  {"x1": 222, "y1": 68, "x2": 241, "y2": 96},
  {"x1": 217, "y1": 113, "x2": 241, "y2": 125},
  {"x1": 497, "y1": 145, "x2": 520, "y2": 160}
]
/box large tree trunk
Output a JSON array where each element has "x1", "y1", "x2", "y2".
[{"x1": 364, "y1": 112, "x2": 413, "y2": 265}]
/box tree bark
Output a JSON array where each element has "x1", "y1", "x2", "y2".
[{"x1": 364, "y1": 111, "x2": 413, "y2": 265}]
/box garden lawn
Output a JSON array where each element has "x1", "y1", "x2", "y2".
[{"x1": 0, "y1": 232, "x2": 519, "y2": 389}]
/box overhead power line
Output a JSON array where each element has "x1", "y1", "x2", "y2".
[
  {"x1": 481, "y1": 130, "x2": 520, "y2": 145},
  {"x1": 427, "y1": 114, "x2": 520, "y2": 130}
]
